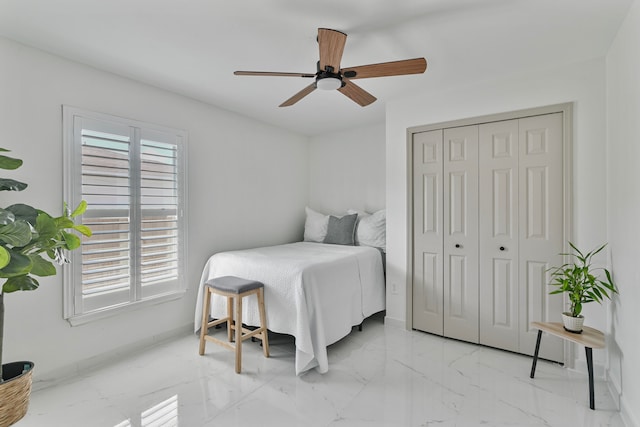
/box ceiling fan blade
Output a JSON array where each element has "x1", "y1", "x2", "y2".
[
  {"x1": 341, "y1": 57, "x2": 427, "y2": 79},
  {"x1": 234, "y1": 71, "x2": 315, "y2": 78},
  {"x1": 318, "y1": 28, "x2": 347, "y2": 73},
  {"x1": 279, "y1": 83, "x2": 317, "y2": 107},
  {"x1": 338, "y1": 80, "x2": 377, "y2": 107}
]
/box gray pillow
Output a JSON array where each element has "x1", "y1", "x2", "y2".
[{"x1": 323, "y1": 214, "x2": 358, "y2": 245}]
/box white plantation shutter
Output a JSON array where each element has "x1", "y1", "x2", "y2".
[
  {"x1": 80, "y1": 127, "x2": 132, "y2": 311},
  {"x1": 63, "y1": 107, "x2": 186, "y2": 322},
  {"x1": 139, "y1": 135, "x2": 180, "y2": 297}
]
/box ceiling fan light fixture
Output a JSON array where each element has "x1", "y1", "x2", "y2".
[{"x1": 316, "y1": 76, "x2": 342, "y2": 91}]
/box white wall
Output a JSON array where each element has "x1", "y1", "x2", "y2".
[
  {"x1": 308, "y1": 124, "x2": 385, "y2": 215},
  {"x1": 0, "y1": 37, "x2": 309, "y2": 383},
  {"x1": 385, "y1": 59, "x2": 609, "y2": 359},
  {"x1": 606, "y1": 0, "x2": 640, "y2": 424}
]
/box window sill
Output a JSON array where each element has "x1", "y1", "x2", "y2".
[{"x1": 66, "y1": 290, "x2": 186, "y2": 327}]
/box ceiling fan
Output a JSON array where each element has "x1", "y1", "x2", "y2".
[{"x1": 234, "y1": 28, "x2": 427, "y2": 107}]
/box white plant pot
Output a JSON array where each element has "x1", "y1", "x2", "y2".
[{"x1": 562, "y1": 312, "x2": 584, "y2": 333}]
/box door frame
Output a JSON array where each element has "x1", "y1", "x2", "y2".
[{"x1": 405, "y1": 103, "x2": 574, "y2": 362}]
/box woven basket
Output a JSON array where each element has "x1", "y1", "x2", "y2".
[{"x1": 0, "y1": 361, "x2": 34, "y2": 427}]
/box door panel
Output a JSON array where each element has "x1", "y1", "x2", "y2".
[
  {"x1": 479, "y1": 119, "x2": 519, "y2": 351},
  {"x1": 443, "y1": 126, "x2": 479, "y2": 343},
  {"x1": 448, "y1": 254, "x2": 467, "y2": 318},
  {"x1": 421, "y1": 252, "x2": 440, "y2": 313},
  {"x1": 518, "y1": 113, "x2": 564, "y2": 361},
  {"x1": 412, "y1": 130, "x2": 444, "y2": 335}
]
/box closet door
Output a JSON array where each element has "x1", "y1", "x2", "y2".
[
  {"x1": 479, "y1": 120, "x2": 520, "y2": 351},
  {"x1": 411, "y1": 110, "x2": 566, "y2": 362},
  {"x1": 518, "y1": 113, "x2": 564, "y2": 361},
  {"x1": 443, "y1": 126, "x2": 479, "y2": 343},
  {"x1": 412, "y1": 130, "x2": 444, "y2": 335}
]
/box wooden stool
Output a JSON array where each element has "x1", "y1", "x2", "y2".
[
  {"x1": 529, "y1": 321, "x2": 605, "y2": 410},
  {"x1": 198, "y1": 276, "x2": 270, "y2": 373}
]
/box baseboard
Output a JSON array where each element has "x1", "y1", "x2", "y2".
[
  {"x1": 383, "y1": 315, "x2": 405, "y2": 329},
  {"x1": 31, "y1": 323, "x2": 193, "y2": 392},
  {"x1": 606, "y1": 366, "x2": 622, "y2": 411},
  {"x1": 596, "y1": 363, "x2": 640, "y2": 427},
  {"x1": 620, "y1": 395, "x2": 640, "y2": 427}
]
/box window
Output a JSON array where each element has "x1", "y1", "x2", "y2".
[{"x1": 63, "y1": 106, "x2": 187, "y2": 324}]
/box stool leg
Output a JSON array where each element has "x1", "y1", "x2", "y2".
[
  {"x1": 199, "y1": 287, "x2": 211, "y2": 355},
  {"x1": 586, "y1": 347, "x2": 595, "y2": 410},
  {"x1": 227, "y1": 296, "x2": 234, "y2": 342},
  {"x1": 530, "y1": 330, "x2": 543, "y2": 378},
  {"x1": 235, "y1": 295, "x2": 243, "y2": 374},
  {"x1": 257, "y1": 287, "x2": 270, "y2": 358}
]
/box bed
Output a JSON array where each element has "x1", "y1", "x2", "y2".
[{"x1": 193, "y1": 241, "x2": 386, "y2": 375}]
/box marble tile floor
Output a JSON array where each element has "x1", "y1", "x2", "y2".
[{"x1": 18, "y1": 313, "x2": 623, "y2": 427}]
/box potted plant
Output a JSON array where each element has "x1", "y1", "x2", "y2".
[
  {"x1": 548, "y1": 242, "x2": 617, "y2": 333},
  {"x1": 0, "y1": 148, "x2": 91, "y2": 426}
]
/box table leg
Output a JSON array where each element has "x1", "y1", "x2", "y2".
[
  {"x1": 586, "y1": 346, "x2": 595, "y2": 410},
  {"x1": 530, "y1": 330, "x2": 543, "y2": 378}
]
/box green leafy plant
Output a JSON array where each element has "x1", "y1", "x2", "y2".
[
  {"x1": 548, "y1": 242, "x2": 617, "y2": 318},
  {"x1": 0, "y1": 148, "x2": 91, "y2": 381}
]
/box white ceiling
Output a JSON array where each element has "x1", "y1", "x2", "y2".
[{"x1": 0, "y1": 0, "x2": 632, "y2": 136}]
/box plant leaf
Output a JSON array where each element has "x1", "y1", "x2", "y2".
[
  {"x1": 0, "y1": 208, "x2": 15, "y2": 226},
  {"x1": 0, "y1": 178, "x2": 28, "y2": 192},
  {"x1": 604, "y1": 270, "x2": 618, "y2": 293},
  {"x1": 73, "y1": 224, "x2": 92, "y2": 237},
  {"x1": 0, "y1": 251, "x2": 33, "y2": 278},
  {"x1": 592, "y1": 287, "x2": 603, "y2": 300},
  {"x1": 0, "y1": 154, "x2": 23, "y2": 170},
  {"x1": 586, "y1": 291, "x2": 600, "y2": 303},
  {"x1": 574, "y1": 302, "x2": 582, "y2": 316},
  {"x1": 29, "y1": 255, "x2": 57, "y2": 277},
  {"x1": 0, "y1": 220, "x2": 33, "y2": 247},
  {"x1": 0, "y1": 246, "x2": 10, "y2": 269},
  {"x1": 6, "y1": 204, "x2": 38, "y2": 225},
  {"x1": 70, "y1": 200, "x2": 88, "y2": 218},
  {"x1": 55, "y1": 217, "x2": 75, "y2": 229},
  {"x1": 35, "y1": 212, "x2": 58, "y2": 241},
  {"x1": 590, "y1": 244, "x2": 607, "y2": 259},
  {"x1": 61, "y1": 231, "x2": 81, "y2": 250},
  {"x1": 568, "y1": 242, "x2": 584, "y2": 258},
  {"x1": 596, "y1": 284, "x2": 610, "y2": 299},
  {"x1": 2, "y1": 275, "x2": 39, "y2": 293}
]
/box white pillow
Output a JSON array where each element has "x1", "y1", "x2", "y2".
[
  {"x1": 303, "y1": 207, "x2": 329, "y2": 242},
  {"x1": 348, "y1": 209, "x2": 386, "y2": 251}
]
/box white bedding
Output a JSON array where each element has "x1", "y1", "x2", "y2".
[{"x1": 194, "y1": 242, "x2": 385, "y2": 375}]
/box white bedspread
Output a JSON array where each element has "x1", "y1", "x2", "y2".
[{"x1": 194, "y1": 242, "x2": 385, "y2": 375}]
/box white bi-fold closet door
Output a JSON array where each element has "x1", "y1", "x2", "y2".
[{"x1": 412, "y1": 111, "x2": 565, "y2": 362}]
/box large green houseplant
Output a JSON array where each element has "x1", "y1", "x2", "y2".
[
  {"x1": 0, "y1": 148, "x2": 90, "y2": 425},
  {"x1": 548, "y1": 242, "x2": 617, "y2": 332}
]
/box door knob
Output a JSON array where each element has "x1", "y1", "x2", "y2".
[
  {"x1": 499, "y1": 246, "x2": 506, "y2": 251},
  {"x1": 455, "y1": 244, "x2": 461, "y2": 248}
]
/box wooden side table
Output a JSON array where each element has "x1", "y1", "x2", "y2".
[{"x1": 529, "y1": 321, "x2": 605, "y2": 410}]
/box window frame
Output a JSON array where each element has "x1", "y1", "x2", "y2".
[{"x1": 62, "y1": 106, "x2": 188, "y2": 326}]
